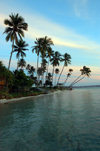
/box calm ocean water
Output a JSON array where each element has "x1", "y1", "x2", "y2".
[{"x1": 0, "y1": 88, "x2": 100, "y2": 151}]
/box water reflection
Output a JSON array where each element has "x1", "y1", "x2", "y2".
[{"x1": 0, "y1": 88, "x2": 100, "y2": 151}]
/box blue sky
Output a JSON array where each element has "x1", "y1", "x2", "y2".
[{"x1": 0, "y1": 0, "x2": 100, "y2": 85}]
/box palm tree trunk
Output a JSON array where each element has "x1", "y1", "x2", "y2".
[
  {"x1": 57, "y1": 65, "x2": 64, "y2": 85},
  {"x1": 42, "y1": 73, "x2": 44, "y2": 86},
  {"x1": 64, "y1": 76, "x2": 68, "y2": 85},
  {"x1": 17, "y1": 57, "x2": 19, "y2": 70},
  {"x1": 46, "y1": 59, "x2": 50, "y2": 76},
  {"x1": 37, "y1": 55, "x2": 39, "y2": 77},
  {"x1": 71, "y1": 76, "x2": 85, "y2": 87},
  {"x1": 52, "y1": 66, "x2": 55, "y2": 86},
  {"x1": 8, "y1": 40, "x2": 14, "y2": 70},
  {"x1": 55, "y1": 74, "x2": 57, "y2": 86},
  {"x1": 69, "y1": 74, "x2": 82, "y2": 87}
]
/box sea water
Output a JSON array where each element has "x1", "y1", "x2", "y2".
[{"x1": 0, "y1": 88, "x2": 100, "y2": 151}]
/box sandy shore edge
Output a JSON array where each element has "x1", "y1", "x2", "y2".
[{"x1": 0, "y1": 90, "x2": 61, "y2": 104}]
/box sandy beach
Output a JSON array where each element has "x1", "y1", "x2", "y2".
[{"x1": 0, "y1": 90, "x2": 61, "y2": 104}]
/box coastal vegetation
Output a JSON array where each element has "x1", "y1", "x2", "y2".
[{"x1": 0, "y1": 13, "x2": 91, "y2": 99}]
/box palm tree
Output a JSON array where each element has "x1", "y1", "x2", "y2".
[
  {"x1": 41, "y1": 58, "x2": 48, "y2": 84},
  {"x1": 64, "y1": 69, "x2": 73, "y2": 85},
  {"x1": 32, "y1": 38, "x2": 43, "y2": 76},
  {"x1": 18, "y1": 58, "x2": 26, "y2": 70},
  {"x1": 4, "y1": 13, "x2": 28, "y2": 70},
  {"x1": 41, "y1": 36, "x2": 54, "y2": 58},
  {"x1": 13, "y1": 40, "x2": 28, "y2": 70},
  {"x1": 55, "y1": 68, "x2": 59, "y2": 85},
  {"x1": 26, "y1": 64, "x2": 35, "y2": 78},
  {"x1": 46, "y1": 47, "x2": 54, "y2": 76},
  {"x1": 26, "y1": 64, "x2": 31, "y2": 71},
  {"x1": 57, "y1": 53, "x2": 71, "y2": 85},
  {"x1": 28, "y1": 66, "x2": 35, "y2": 78},
  {"x1": 69, "y1": 66, "x2": 91, "y2": 87},
  {"x1": 37, "y1": 67, "x2": 44, "y2": 86},
  {"x1": 50, "y1": 51, "x2": 61, "y2": 85}
]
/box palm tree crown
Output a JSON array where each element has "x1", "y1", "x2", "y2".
[
  {"x1": 18, "y1": 58, "x2": 26, "y2": 69},
  {"x1": 4, "y1": 13, "x2": 28, "y2": 43},
  {"x1": 13, "y1": 40, "x2": 28, "y2": 59}
]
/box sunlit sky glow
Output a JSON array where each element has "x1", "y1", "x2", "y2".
[{"x1": 0, "y1": 0, "x2": 100, "y2": 85}]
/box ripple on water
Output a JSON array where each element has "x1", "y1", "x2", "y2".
[{"x1": 0, "y1": 88, "x2": 100, "y2": 151}]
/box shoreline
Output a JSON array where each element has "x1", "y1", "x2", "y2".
[{"x1": 0, "y1": 90, "x2": 61, "y2": 104}]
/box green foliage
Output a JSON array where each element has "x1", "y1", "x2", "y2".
[
  {"x1": 0, "y1": 61, "x2": 14, "y2": 88},
  {"x1": 12, "y1": 70, "x2": 34, "y2": 91}
]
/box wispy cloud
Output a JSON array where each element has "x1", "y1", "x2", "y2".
[
  {"x1": 1, "y1": 57, "x2": 100, "y2": 86},
  {"x1": 1, "y1": 12, "x2": 100, "y2": 54},
  {"x1": 72, "y1": 0, "x2": 88, "y2": 17}
]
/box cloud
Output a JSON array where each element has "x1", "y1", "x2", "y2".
[
  {"x1": 73, "y1": 0, "x2": 88, "y2": 17},
  {"x1": 25, "y1": 12, "x2": 100, "y2": 54},
  {"x1": 1, "y1": 57, "x2": 100, "y2": 85},
  {"x1": 0, "y1": 14, "x2": 6, "y2": 28},
  {"x1": 1, "y1": 12, "x2": 100, "y2": 54}
]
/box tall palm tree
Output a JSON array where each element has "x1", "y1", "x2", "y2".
[
  {"x1": 64, "y1": 69, "x2": 73, "y2": 85},
  {"x1": 37, "y1": 67, "x2": 44, "y2": 85},
  {"x1": 4, "y1": 13, "x2": 28, "y2": 70},
  {"x1": 57, "y1": 53, "x2": 71, "y2": 85},
  {"x1": 18, "y1": 58, "x2": 26, "y2": 70},
  {"x1": 46, "y1": 47, "x2": 54, "y2": 76},
  {"x1": 41, "y1": 36, "x2": 54, "y2": 58},
  {"x1": 13, "y1": 40, "x2": 28, "y2": 70},
  {"x1": 69, "y1": 66, "x2": 91, "y2": 87},
  {"x1": 32, "y1": 38, "x2": 43, "y2": 76},
  {"x1": 41, "y1": 58, "x2": 47, "y2": 84},
  {"x1": 55, "y1": 68, "x2": 59, "y2": 85},
  {"x1": 50, "y1": 51, "x2": 61, "y2": 85}
]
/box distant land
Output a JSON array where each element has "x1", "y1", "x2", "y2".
[{"x1": 73, "y1": 85, "x2": 100, "y2": 88}]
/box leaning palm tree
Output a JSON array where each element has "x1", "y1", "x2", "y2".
[
  {"x1": 18, "y1": 58, "x2": 26, "y2": 70},
  {"x1": 64, "y1": 69, "x2": 73, "y2": 85},
  {"x1": 55, "y1": 68, "x2": 59, "y2": 85},
  {"x1": 13, "y1": 40, "x2": 28, "y2": 70},
  {"x1": 50, "y1": 51, "x2": 61, "y2": 85},
  {"x1": 4, "y1": 13, "x2": 28, "y2": 70},
  {"x1": 69, "y1": 66, "x2": 91, "y2": 87},
  {"x1": 57, "y1": 53, "x2": 71, "y2": 85}
]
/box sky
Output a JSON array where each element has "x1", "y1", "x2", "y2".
[{"x1": 0, "y1": 0, "x2": 100, "y2": 86}]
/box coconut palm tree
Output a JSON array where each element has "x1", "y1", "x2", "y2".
[
  {"x1": 26, "y1": 64, "x2": 35, "y2": 78},
  {"x1": 55, "y1": 68, "x2": 59, "y2": 85},
  {"x1": 50, "y1": 51, "x2": 61, "y2": 85},
  {"x1": 37, "y1": 67, "x2": 44, "y2": 86},
  {"x1": 26, "y1": 64, "x2": 31, "y2": 71},
  {"x1": 57, "y1": 53, "x2": 71, "y2": 85},
  {"x1": 41, "y1": 58, "x2": 48, "y2": 84},
  {"x1": 69, "y1": 66, "x2": 91, "y2": 87},
  {"x1": 13, "y1": 40, "x2": 28, "y2": 70},
  {"x1": 46, "y1": 47, "x2": 54, "y2": 76},
  {"x1": 64, "y1": 69, "x2": 73, "y2": 85},
  {"x1": 18, "y1": 58, "x2": 26, "y2": 70},
  {"x1": 41, "y1": 36, "x2": 54, "y2": 58},
  {"x1": 32, "y1": 38, "x2": 43, "y2": 76},
  {"x1": 28, "y1": 66, "x2": 35, "y2": 78},
  {"x1": 4, "y1": 13, "x2": 28, "y2": 70}
]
